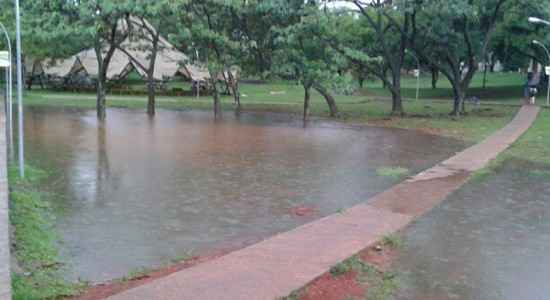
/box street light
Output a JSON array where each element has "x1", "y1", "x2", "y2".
[
  {"x1": 532, "y1": 40, "x2": 550, "y2": 106},
  {"x1": 529, "y1": 17, "x2": 550, "y2": 26},
  {"x1": 14, "y1": 0, "x2": 24, "y2": 178},
  {"x1": 0, "y1": 22, "x2": 13, "y2": 157},
  {"x1": 406, "y1": 50, "x2": 420, "y2": 101}
]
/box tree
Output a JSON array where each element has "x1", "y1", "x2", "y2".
[
  {"x1": 23, "y1": 0, "x2": 130, "y2": 119},
  {"x1": 273, "y1": 2, "x2": 342, "y2": 120},
  {"x1": 326, "y1": 0, "x2": 412, "y2": 116},
  {"x1": 405, "y1": 0, "x2": 511, "y2": 116},
  {"x1": 491, "y1": 2, "x2": 550, "y2": 72},
  {"x1": 173, "y1": 0, "x2": 245, "y2": 117},
  {"x1": 117, "y1": 1, "x2": 177, "y2": 116}
]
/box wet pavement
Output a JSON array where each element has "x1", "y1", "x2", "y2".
[
  {"x1": 22, "y1": 107, "x2": 463, "y2": 283},
  {"x1": 395, "y1": 159, "x2": 550, "y2": 300}
]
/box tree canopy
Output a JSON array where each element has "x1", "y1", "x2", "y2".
[{"x1": 0, "y1": 0, "x2": 546, "y2": 118}]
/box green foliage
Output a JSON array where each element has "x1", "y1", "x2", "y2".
[
  {"x1": 366, "y1": 271, "x2": 399, "y2": 300},
  {"x1": 376, "y1": 167, "x2": 410, "y2": 179},
  {"x1": 492, "y1": 1, "x2": 550, "y2": 70},
  {"x1": 330, "y1": 255, "x2": 377, "y2": 278},
  {"x1": 9, "y1": 164, "x2": 82, "y2": 299},
  {"x1": 382, "y1": 234, "x2": 403, "y2": 249},
  {"x1": 271, "y1": 3, "x2": 345, "y2": 88}
]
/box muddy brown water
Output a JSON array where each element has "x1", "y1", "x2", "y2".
[
  {"x1": 395, "y1": 159, "x2": 550, "y2": 300},
  {"x1": 22, "y1": 106, "x2": 464, "y2": 283}
]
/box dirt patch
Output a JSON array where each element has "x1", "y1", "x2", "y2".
[
  {"x1": 72, "y1": 251, "x2": 229, "y2": 300},
  {"x1": 289, "y1": 205, "x2": 317, "y2": 217},
  {"x1": 292, "y1": 243, "x2": 399, "y2": 300}
]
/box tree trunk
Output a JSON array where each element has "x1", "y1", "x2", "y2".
[
  {"x1": 96, "y1": 75, "x2": 107, "y2": 120},
  {"x1": 303, "y1": 83, "x2": 311, "y2": 122},
  {"x1": 482, "y1": 62, "x2": 488, "y2": 89},
  {"x1": 227, "y1": 71, "x2": 241, "y2": 110},
  {"x1": 147, "y1": 77, "x2": 156, "y2": 116},
  {"x1": 94, "y1": 42, "x2": 115, "y2": 120},
  {"x1": 431, "y1": 67, "x2": 439, "y2": 89},
  {"x1": 450, "y1": 83, "x2": 465, "y2": 117},
  {"x1": 391, "y1": 69, "x2": 404, "y2": 116},
  {"x1": 211, "y1": 78, "x2": 221, "y2": 118},
  {"x1": 313, "y1": 83, "x2": 339, "y2": 117}
]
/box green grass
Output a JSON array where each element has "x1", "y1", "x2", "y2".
[
  {"x1": 118, "y1": 267, "x2": 152, "y2": 282},
  {"x1": 505, "y1": 108, "x2": 550, "y2": 165},
  {"x1": 376, "y1": 167, "x2": 410, "y2": 179},
  {"x1": 363, "y1": 72, "x2": 526, "y2": 102},
  {"x1": 366, "y1": 271, "x2": 399, "y2": 300},
  {"x1": 330, "y1": 255, "x2": 378, "y2": 278},
  {"x1": 9, "y1": 165, "x2": 83, "y2": 300},
  {"x1": 381, "y1": 234, "x2": 403, "y2": 250},
  {"x1": 22, "y1": 73, "x2": 521, "y2": 143}
]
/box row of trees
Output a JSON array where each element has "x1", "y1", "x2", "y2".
[{"x1": 1, "y1": 0, "x2": 549, "y2": 120}]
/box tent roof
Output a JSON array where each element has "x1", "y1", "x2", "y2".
[
  {"x1": 42, "y1": 56, "x2": 79, "y2": 77},
  {"x1": 39, "y1": 16, "x2": 232, "y2": 83}
]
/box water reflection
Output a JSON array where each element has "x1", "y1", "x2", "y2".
[{"x1": 23, "y1": 107, "x2": 463, "y2": 283}]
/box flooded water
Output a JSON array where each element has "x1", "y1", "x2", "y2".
[
  {"x1": 395, "y1": 159, "x2": 550, "y2": 300},
  {"x1": 23, "y1": 106, "x2": 463, "y2": 283}
]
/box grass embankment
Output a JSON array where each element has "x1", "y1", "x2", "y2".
[
  {"x1": 472, "y1": 107, "x2": 550, "y2": 182},
  {"x1": 506, "y1": 108, "x2": 550, "y2": 165},
  {"x1": 9, "y1": 165, "x2": 81, "y2": 299},
  {"x1": 23, "y1": 73, "x2": 522, "y2": 143}
]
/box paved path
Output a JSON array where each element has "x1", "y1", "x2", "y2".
[
  {"x1": 395, "y1": 159, "x2": 550, "y2": 300},
  {"x1": 109, "y1": 105, "x2": 539, "y2": 300},
  {"x1": 0, "y1": 103, "x2": 11, "y2": 300}
]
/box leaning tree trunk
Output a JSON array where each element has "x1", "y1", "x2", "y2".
[
  {"x1": 227, "y1": 71, "x2": 241, "y2": 110},
  {"x1": 313, "y1": 83, "x2": 338, "y2": 117},
  {"x1": 147, "y1": 77, "x2": 156, "y2": 116},
  {"x1": 303, "y1": 83, "x2": 312, "y2": 122},
  {"x1": 450, "y1": 84, "x2": 465, "y2": 117}
]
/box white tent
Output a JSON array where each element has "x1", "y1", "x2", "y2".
[
  {"x1": 42, "y1": 56, "x2": 79, "y2": 78},
  {"x1": 38, "y1": 16, "x2": 237, "y2": 85}
]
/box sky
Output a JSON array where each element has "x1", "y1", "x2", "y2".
[{"x1": 323, "y1": 1, "x2": 363, "y2": 11}]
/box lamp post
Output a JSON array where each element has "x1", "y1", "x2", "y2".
[
  {"x1": 406, "y1": 50, "x2": 420, "y2": 101},
  {"x1": 533, "y1": 40, "x2": 550, "y2": 106},
  {"x1": 529, "y1": 17, "x2": 550, "y2": 26},
  {"x1": 0, "y1": 22, "x2": 13, "y2": 157},
  {"x1": 14, "y1": 0, "x2": 24, "y2": 178}
]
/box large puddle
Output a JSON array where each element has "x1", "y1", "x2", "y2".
[
  {"x1": 23, "y1": 107, "x2": 463, "y2": 283},
  {"x1": 395, "y1": 159, "x2": 550, "y2": 300}
]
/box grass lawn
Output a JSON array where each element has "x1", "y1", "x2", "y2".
[
  {"x1": 21, "y1": 72, "x2": 526, "y2": 143},
  {"x1": 505, "y1": 107, "x2": 550, "y2": 165},
  {"x1": 9, "y1": 165, "x2": 83, "y2": 299}
]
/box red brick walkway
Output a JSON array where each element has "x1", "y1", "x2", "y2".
[{"x1": 109, "y1": 105, "x2": 540, "y2": 300}]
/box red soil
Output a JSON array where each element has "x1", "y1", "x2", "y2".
[
  {"x1": 289, "y1": 205, "x2": 317, "y2": 217},
  {"x1": 296, "y1": 243, "x2": 399, "y2": 300},
  {"x1": 72, "y1": 250, "x2": 229, "y2": 300}
]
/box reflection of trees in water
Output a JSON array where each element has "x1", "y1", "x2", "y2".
[
  {"x1": 65, "y1": 115, "x2": 121, "y2": 207},
  {"x1": 95, "y1": 119, "x2": 111, "y2": 203}
]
